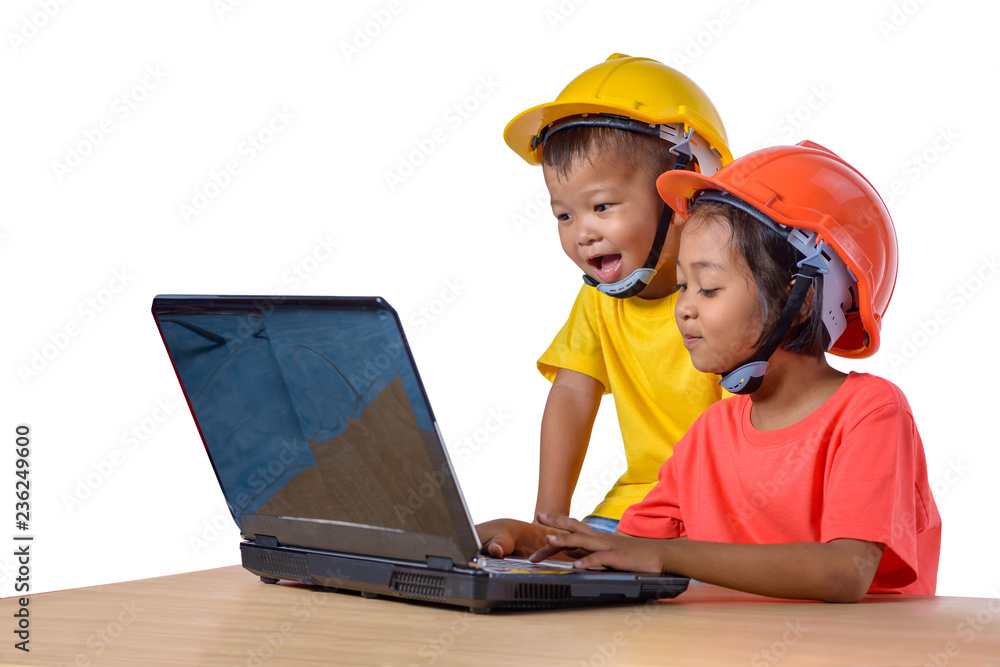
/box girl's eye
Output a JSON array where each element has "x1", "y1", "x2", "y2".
[
  {"x1": 674, "y1": 283, "x2": 687, "y2": 292},
  {"x1": 700, "y1": 288, "x2": 719, "y2": 297}
]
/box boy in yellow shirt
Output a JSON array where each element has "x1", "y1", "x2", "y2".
[{"x1": 482, "y1": 54, "x2": 734, "y2": 553}]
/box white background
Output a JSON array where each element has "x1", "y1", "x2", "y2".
[{"x1": 2, "y1": 0, "x2": 998, "y2": 600}]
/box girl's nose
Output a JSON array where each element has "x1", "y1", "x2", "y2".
[{"x1": 675, "y1": 289, "x2": 696, "y2": 320}]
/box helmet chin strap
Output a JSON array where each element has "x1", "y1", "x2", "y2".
[
  {"x1": 717, "y1": 263, "x2": 820, "y2": 394},
  {"x1": 582, "y1": 202, "x2": 672, "y2": 298},
  {"x1": 582, "y1": 139, "x2": 693, "y2": 299}
]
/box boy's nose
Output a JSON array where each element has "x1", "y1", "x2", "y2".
[{"x1": 576, "y1": 218, "x2": 602, "y2": 245}]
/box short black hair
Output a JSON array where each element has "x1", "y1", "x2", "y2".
[
  {"x1": 541, "y1": 125, "x2": 678, "y2": 185},
  {"x1": 687, "y1": 200, "x2": 830, "y2": 358}
]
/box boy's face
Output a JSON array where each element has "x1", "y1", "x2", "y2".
[
  {"x1": 674, "y1": 216, "x2": 765, "y2": 373},
  {"x1": 544, "y1": 157, "x2": 678, "y2": 300}
]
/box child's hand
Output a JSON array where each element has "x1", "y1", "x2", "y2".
[
  {"x1": 477, "y1": 518, "x2": 559, "y2": 559},
  {"x1": 532, "y1": 513, "x2": 668, "y2": 574}
]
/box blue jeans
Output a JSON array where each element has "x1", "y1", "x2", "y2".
[{"x1": 582, "y1": 515, "x2": 620, "y2": 534}]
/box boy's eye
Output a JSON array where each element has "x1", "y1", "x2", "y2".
[{"x1": 555, "y1": 212, "x2": 571, "y2": 222}]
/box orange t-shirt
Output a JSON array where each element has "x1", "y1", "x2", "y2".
[{"x1": 619, "y1": 372, "x2": 941, "y2": 595}]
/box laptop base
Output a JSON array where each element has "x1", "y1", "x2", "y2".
[{"x1": 241, "y1": 542, "x2": 689, "y2": 613}]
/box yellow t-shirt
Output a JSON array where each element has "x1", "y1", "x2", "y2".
[{"x1": 538, "y1": 285, "x2": 726, "y2": 520}]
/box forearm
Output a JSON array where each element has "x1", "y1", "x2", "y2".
[
  {"x1": 535, "y1": 370, "x2": 602, "y2": 516},
  {"x1": 657, "y1": 538, "x2": 883, "y2": 603},
  {"x1": 535, "y1": 428, "x2": 588, "y2": 516}
]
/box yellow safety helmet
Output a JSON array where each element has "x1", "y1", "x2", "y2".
[{"x1": 504, "y1": 53, "x2": 733, "y2": 174}]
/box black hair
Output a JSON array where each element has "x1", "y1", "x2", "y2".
[
  {"x1": 540, "y1": 125, "x2": 678, "y2": 185},
  {"x1": 687, "y1": 200, "x2": 830, "y2": 358}
]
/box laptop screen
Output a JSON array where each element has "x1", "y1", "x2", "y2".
[{"x1": 152, "y1": 295, "x2": 480, "y2": 565}]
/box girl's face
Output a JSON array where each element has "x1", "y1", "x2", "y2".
[{"x1": 674, "y1": 215, "x2": 766, "y2": 374}]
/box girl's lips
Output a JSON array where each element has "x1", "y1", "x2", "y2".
[{"x1": 588, "y1": 254, "x2": 623, "y2": 282}]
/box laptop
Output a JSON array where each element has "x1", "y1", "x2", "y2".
[{"x1": 151, "y1": 294, "x2": 689, "y2": 612}]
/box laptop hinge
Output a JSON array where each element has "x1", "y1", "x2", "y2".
[
  {"x1": 425, "y1": 556, "x2": 454, "y2": 571},
  {"x1": 255, "y1": 534, "x2": 279, "y2": 548}
]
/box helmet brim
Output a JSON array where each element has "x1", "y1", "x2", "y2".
[{"x1": 505, "y1": 100, "x2": 733, "y2": 167}]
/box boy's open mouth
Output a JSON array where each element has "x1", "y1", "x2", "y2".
[{"x1": 587, "y1": 254, "x2": 623, "y2": 281}]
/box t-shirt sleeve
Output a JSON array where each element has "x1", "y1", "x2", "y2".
[
  {"x1": 617, "y1": 449, "x2": 686, "y2": 539},
  {"x1": 537, "y1": 287, "x2": 610, "y2": 392},
  {"x1": 820, "y1": 389, "x2": 935, "y2": 591}
]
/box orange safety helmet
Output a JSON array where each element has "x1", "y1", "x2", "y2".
[
  {"x1": 656, "y1": 140, "x2": 898, "y2": 360},
  {"x1": 504, "y1": 53, "x2": 732, "y2": 174}
]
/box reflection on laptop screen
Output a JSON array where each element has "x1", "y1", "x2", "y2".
[{"x1": 155, "y1": 298, "x2": 470, "y2": 551}]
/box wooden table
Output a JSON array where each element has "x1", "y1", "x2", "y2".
[{"x1": 2, "y1": 565, "x2": 999, "y2": 665}]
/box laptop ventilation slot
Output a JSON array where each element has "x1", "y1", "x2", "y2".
[
  {"x1": 390, "y1": 572, "x2": 447, "y2": 601},
  {"x1": 259, "y1": 551, "x2": 310, "y2": 580},
  {"x1": 511, "y1": 583, "x2": 571, "y2": 605}
]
